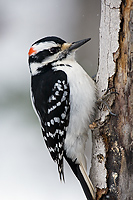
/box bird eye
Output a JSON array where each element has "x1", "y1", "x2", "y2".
[{"x1": 49, "y1": 47, "x2": 60, "y2": 54}]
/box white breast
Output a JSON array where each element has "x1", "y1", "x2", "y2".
[{"x1": 53, "y1": 57, "x2": 96, "y2": 168}]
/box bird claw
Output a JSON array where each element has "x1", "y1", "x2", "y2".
[{"x1": 96, "y1": 87, "x2": 119, "y2": 116}]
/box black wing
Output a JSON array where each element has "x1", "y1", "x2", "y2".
[{"x1": 31, "y1": 69, "x2": 70, "y2": 180}]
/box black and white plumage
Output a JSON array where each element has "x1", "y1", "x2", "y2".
[{"x1": 28, "y1": 36, "x2": 97, "y2": 200}]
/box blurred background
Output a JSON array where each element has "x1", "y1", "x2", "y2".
[{"x1": 0, "y1": 0, "x2": 100, "y2": 199}]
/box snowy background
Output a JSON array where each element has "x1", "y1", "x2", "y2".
[{"x1": 0, "y1": 0, "x2": 100, "y2": 199}]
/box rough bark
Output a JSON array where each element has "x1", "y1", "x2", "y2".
[{"x1": 90, "y1": 0, "x2": 133, "y2": 199}]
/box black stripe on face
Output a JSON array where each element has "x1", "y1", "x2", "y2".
[
  {"x1": 29, "y1": 50, "x2": 50, "y2": 63},
  {"x1": 29, "y1": 47, "x2": 61, "y2": 64}
]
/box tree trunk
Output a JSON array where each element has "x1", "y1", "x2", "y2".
[{"x1": 90, "y1": 0, "x2": 133, "y2": 199}]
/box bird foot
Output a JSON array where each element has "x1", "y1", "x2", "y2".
[
  {"x1": 89, "y1": 87, "x2": 118, "y2": 130},
  {"x1": 96, "y1": 87, "x2": 119, "y2": 116}
]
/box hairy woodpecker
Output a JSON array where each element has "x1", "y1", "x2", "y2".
[{"x1": 28, "y1": 36, "x2": 97, "y2": 200}]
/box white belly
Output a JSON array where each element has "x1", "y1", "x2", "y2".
[{"x1": 54, "y1": 59, "x2": 96, "y2": 168}]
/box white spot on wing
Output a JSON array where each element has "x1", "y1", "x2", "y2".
[
  {"x1": 47, "y1": 122, "x2": 50, "y2": 127},
  {"x1": 51, "y1": 119, "x2": 54, "y2": 125},
  {"x1": 61, "y1": 95, "x2": 66, "y2": 102},
  {"x1": 51, "y1": 95, "x2": 56, "y2": 100},
  {"x1": 58, "y1": 142, "x2": 62, "y2": 148},
  {"x1": 48, "y1": 147, "x2": 55, "y2": 152},
  {"x1": 55, "y1": 91, "x2": 59, "y2": 96},
  {"x1": 57, "y1": 102, "x2": 61, "y2": 106},
  {"x1": 61, "y1": 113, "x2": 66, "y2": 119},
  {"x1": 54, "y1": 117, "x2": 60, "y2": 123},
  {"x1": 49, "y1": 132, "x2": 56, "y2": 138},
  {"x1": 43, "y1": 136, "x2": 47, "y2": 141},
  {"x1": 48, "y1": 105, "x2": 57, "y2": 114},
  {"x1": 59, "y1": 130, "x2": 64, "y2": 136},
  {"x1": 46, "y1": 132, "x2": 49, "y2": 137}
]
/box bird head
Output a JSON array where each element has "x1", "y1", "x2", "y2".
[{"x1": 28, "y1": 36, "x2": 91, "y2": 75}]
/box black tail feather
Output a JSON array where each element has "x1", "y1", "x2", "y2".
[{"x1": 64, "y1": 153, "x2": 95, "y2": 200}]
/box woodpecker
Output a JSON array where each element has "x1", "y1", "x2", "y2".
[{"x1": 28, "y1": 36, "x2": 97, "y2": 200}]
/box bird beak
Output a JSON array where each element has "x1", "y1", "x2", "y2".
[
  {"x1": 69, "y1": 38, "x2": 91, "y2": 51},
  {"x1": 61, "y1": 38, "x2": 91, "y2": 52}
]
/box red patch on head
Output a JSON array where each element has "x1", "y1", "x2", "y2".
[{"x1": 28, "y1": 47, "x2": 37, "y2": 56}]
